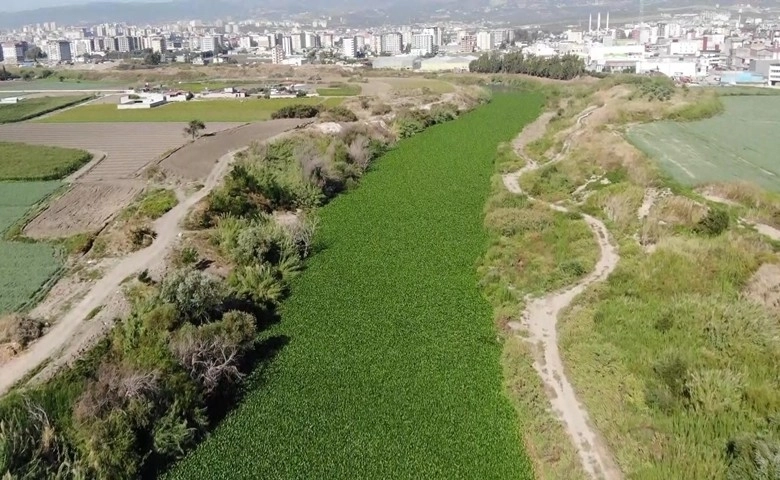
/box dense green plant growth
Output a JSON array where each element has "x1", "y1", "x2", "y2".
[{"x1": 167, "y1": 93, "x2": 541, "y2": 479}]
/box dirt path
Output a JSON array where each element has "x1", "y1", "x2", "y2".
[
  {"x1": 503, "y1": 108, "x2": 623, "y2": 480},
  {"x1": 0, "y1": 147, "x2": 241, "y2": 395},
  {"x1": 705, "y1": 194, "x2": 780, "y2": 242}
]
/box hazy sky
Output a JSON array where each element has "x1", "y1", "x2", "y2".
[{"x1": 2, "y1": 0, "x2": 166, "y2": 12}]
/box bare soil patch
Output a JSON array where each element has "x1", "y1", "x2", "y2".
[
  {"x1": 24, "y1": 181, "x2": 142, "y2": 238},
  {"x1": 160, "y1": 119, "x2": 304, "y2": 181},
  {"x1": 744, "y1": 263, "x2": 780, "y2": 314}
]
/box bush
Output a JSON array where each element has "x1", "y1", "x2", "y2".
[
  {"x1": 270, "y1": 104, "x2": 321, "y2": 119},
  {"x1": 695, "y1": 208, "x2": 730, "y2": 236},
  {"x1": 320, "y1": 106, "x2": 358, "y2": 122}
]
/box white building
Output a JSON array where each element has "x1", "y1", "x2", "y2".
[
  {"x1": 281, "y1": 36, "x2": 293, "y2": 56},
  {"x1": 291, "y1": 33, "x2": 304, "y2": 53},
  {"x1": 419, "y1": 55, "x2": 477, "y2": 72},
  {"x1": 1, "y1": 42, "x2": 28, "y2": 65},
  {"x1": 411, "y1": 34, "x2": 435, "y2": 56},
  {"x1": 47, "y1": 40, "x2": 72, "y2": 62},
  {"x1": 668, "y1": 39, "x2": 701, "y2": 56},
  {"x1": 422, "y1": 27, "x2": 442, "y2": 47},
  {"x1": 372, "y1": 55, "x2": 420, "y2": 70},
  {"x1": 768, "y1": 64, "x2": 780, "y2": 85},
  {"x1": 201, "y1": 35, "x2": 220, "y2": 53},
  {"x1": 476, "y1": 31, "x2": 493, "y2": 51},
  {"x1": 382, "y1": 33, "x2": 403, "y2": 54},
  {"x1": 150, "y1": 37, "x2": 167, "y2": 53},
  {"x1": 342, "y1": 37, "x2": 357, "y2": 58},
  {"x1": 638, "y1": 58, "x2": 698, "y2": 77}
]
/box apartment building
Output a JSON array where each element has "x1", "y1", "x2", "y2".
[
  {"x1": 1, "y1": 42, "x2": 28, "y2": 65},
  {"x1": 271, "y1": 45, "x2": 285, "y2": 64},
  {"x1": 382, "y1": 33, "x2": 403, "y2": 54},
  {"x1": 411, "y1": 33, "x2": 434, "y2": 56},
  {"x1": 768, "y1": 64, "x2": 780, "y2": 85},
  {"x1": 476, "y1": 31, "x2": 493, "y2": 51},
  {"x1": 150, "y1": 36, "x2": 167, "y2": 53},
  {"x1": 46, "y1": 40, "x2": 72, "y2": 62},
  {"x1": 342, "y1": 36, "x2": 357, "y2": 58}
]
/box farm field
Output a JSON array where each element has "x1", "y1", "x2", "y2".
[
  {"x1": 0, "y1": 181, "x2": 63, "y2": 314},
  {"x1": 0, "y1": 95, "x2": 92, "y2": 123},
  {"x1": 316, "y1": 84, "x2": 361, "y2": 96},
  {"x1": 160, "y1": 118, "x2": 304, "y2": 181},
  {"x1": 0, "y1": 142, "x2": 91, "y2": 180},
  {"x1": 627, "y1": 96, "x2": 780, "y2": 191},
  {"x1": 169, "y1": 93, "x2": 540, "y2": 479},
  {"x1": 38, "y1": 97, "x2": 343, "y2": 123},
  {"x1": 0, "y1": 122, "x2": 240, "y2": 238},
  {"x1": 383, "y1": 77, "x2": 456, "y2": 94},
  {"x1": 0, "y1": 79, "x2": 123, "y2": 91}
]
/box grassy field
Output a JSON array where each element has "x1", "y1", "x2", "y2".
[
  {"x1": 0, "y1": 181, "x2": 63, "y2": 313},
  {"x1": 38, "y1": 97, "x2": 341, "y2": 123},
  {"x1": 316, "y1": 84, "x2": 361, "y2": 96},
  {"x1": 0, "y1": 142, "x2": 92, "y2": 181},
  {"x1": 627, "y1": 96, "x2": 780, "y2": 191},
  {"x1": 0, "y1": 79, "x2": 122, "y2": 91},
  {"x1": 384, "y1": 77, "x2": 456, "y2": 94},
  {"x1": 0, "y1": 96, "x2": 92, "y2": 123},
  {"x1": 168, "y1": 93, "x2": 540, "y2": 479}
]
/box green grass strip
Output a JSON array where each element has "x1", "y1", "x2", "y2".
[{"x1": 169, "y1": 92, "x2": 544, "y2": 479}]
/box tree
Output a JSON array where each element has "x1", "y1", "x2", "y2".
[
  {"x1": 24, "y1": 46, "x2": 44, "y2": 61},
  {"x1": 144, "y1": 51, "x2": 162, "y2": 65},
  {"x1": 183, "y1": 119, "x2": 206, "y2": 140}
]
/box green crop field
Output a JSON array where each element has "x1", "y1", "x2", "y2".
[
  {"x1": 0, "y1": 95, "x2": 92, "y2": 123},
  {"x1": 0, "y1": 181, "x2": 63, "y2": 313},
  {"x1": 0, "y1": 142, "x2": 92, "y2": 180},
  {"x1": 168, "y1": 93, "x2": 541, "y2": 479},
  {"x1": 38, "y1": 97, "x2": 342, "y2": 123},
  {"x1": 627, "y1": 96, "x2": 780, "y2": 191},
  {"x1": 316, "y1": 84, "x2": 361, "y2": 96}
]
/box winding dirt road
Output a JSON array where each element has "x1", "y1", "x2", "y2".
[
  {"x1": 0, "y1": 148, "x2": 241, "y2": 395},
  {"x1": 503, "y1": 108, "x2": 623, "y2": 480}
]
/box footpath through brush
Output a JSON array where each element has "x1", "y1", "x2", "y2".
[{"x1": 502, "y1": 107, "x2": 624, "y2": 480}]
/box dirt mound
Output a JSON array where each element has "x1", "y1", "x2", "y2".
[
  {"x1": 24, "y1": 181, "x2": 142, "y2": 238},
  {"x1": 160, "y1": 119, "x2": 303, "y2": 181},
  {"x1": 744, "y1": 263, "x2": 780, "y2": 314}
]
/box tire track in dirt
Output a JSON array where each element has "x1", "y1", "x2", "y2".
[{"x1": 503, "y1": 107, "x2": 624, "y2": 480}]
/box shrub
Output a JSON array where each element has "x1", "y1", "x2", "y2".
[
  {"x1": 320, "y1": 106, "x2": 358, "y2": 122},
  {"x1": 695, "y1": 208, "x2": 730, "y2": 236},
  {"x1": 158, "y1": 269, "x2": 225, "y2": 324},
  {"x1": 270, "y1": 104, "x2": 321, "y2": 119}
]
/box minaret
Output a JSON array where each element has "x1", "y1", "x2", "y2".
[
  {"x1": 597, "y1": 12, "x2": 601, "y2": 31},
  {"x1": 589, "y1": 13, "x2": 593, "y2": 33},
  {"x1": 606, "y1": 12, "x2": 610, "y2": 31}
]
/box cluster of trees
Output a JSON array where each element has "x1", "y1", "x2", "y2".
[
  {"x1": 393, "y1": 102, "x2": 461, "y2": 138},
  {"x1": 271, "y1": 104, "x2": 358, "y2": 122},
  {"x1": 204, "y1": 125, "x2": 391, "y2": 225},
  {"x1": 469, "y1": 52, "x2": 586, "y2": 80}
]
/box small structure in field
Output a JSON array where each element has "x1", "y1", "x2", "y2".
[{"x1": 117, "y1": 93, "x2": 167, "y2": 109}]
